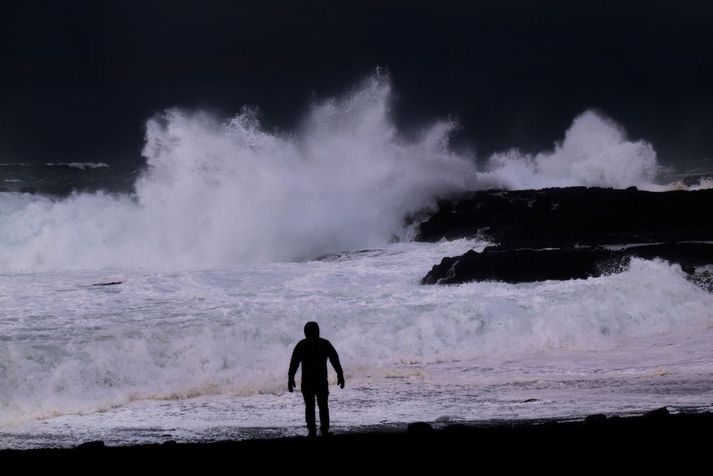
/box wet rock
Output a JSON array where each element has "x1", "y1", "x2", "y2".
[
  {"x1": 76, "y1": 440, "x2": 105, "y2": 450},
  {"x1": 422, "y1": 243, "x2": 713, "y2": 284},
  {"x1": 585, "y1": 414, "x2": 607, "y2": 424},
  {"x1": 417, "y1": 187, "x2": 713, "y2": 248}
]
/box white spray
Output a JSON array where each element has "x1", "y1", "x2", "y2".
[
  {"x1": 0, "y1": 74, "x2": 475, "y2": 271},
  {"x1": 0, "y1": 74, "x2": 691, "y2": 272},
  {"x1": 477, "y1": 110, "x2": 660, "y2": 190}
]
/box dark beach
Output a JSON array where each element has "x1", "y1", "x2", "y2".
[{"x1": 2, "y1": 409, "x2": 711, "y2": 469}]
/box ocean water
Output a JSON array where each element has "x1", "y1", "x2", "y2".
[
  {"x1": 1, "y1": 241, "x2": 712, "y2": 448},
  {"x1": 1, "y1": 74, "x2": 712, "y2": 448}
]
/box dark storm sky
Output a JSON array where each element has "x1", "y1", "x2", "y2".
[{"x1": 2, "y1": 0, "x2": 713, "y2": 168}]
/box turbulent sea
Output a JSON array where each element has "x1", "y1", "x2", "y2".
[{"x1": 1, "y1": 75, "x2": 712, "y2": 448}]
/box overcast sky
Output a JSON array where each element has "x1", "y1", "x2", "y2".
[{"x1": 2, "y1": 1, "x2": 713, "y2": 168}]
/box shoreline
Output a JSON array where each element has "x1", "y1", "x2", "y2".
[{"x1": 3, "y1": 408, "x2": 711, "y2": 467}]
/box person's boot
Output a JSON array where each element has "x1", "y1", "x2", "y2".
[{"x1": 307, "y1": 428, "x2": 317, "y2": 438}]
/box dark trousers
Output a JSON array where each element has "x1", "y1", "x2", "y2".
[{"x1": 302, "y1": 389, "x2": 329, "y2": 433}]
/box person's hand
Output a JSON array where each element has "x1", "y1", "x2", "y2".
[
  {"x1": 288, "y1": 378, "x2": 296, "y2": 393},
  {"x1": 337, "y1": 374, "x2": 345, "y2": 389}
]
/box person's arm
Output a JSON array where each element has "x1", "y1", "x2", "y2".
[
  {"x1": 288, "y1": 342, "x2": 302, "y2": 392},
  {"x1": 327, "y1": 342, "x2": 345, "y2": 389}
]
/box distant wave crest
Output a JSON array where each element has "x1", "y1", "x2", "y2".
[{"x1": 44, "y1": 162, "x2": 110, "y2": 169}]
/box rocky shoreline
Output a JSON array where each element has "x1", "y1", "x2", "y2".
[
  {"x1": 422, "y1": 243, "x2": 713, "y2": 286},
  {"x1": 417, "y1": 187, "x2": 713, "y2": 247},
  {"x1": 418, "y1": 187, "x2": 713, "y2": 286}
]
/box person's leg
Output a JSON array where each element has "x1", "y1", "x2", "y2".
[
  {"x1": 316, "y1": 391, "x2": 330, "y2": 435},
  {"x1": 302, "y1": 390, "x2": 317, "y2": 436}
]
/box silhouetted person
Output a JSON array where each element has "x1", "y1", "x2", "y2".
[{"x1": 288, "y1": 321, "x2": 344, "y2": 437}]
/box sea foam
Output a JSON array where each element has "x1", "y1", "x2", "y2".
[{"x1": 0, "y1": 242, "x2": 711, "y2": 427}]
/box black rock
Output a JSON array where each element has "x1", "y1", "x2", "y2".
[
  {"x1": 422, "y1": 243, "x2": 713, "y2": 284},
  {"x1": 584, "y1": 414, "x2": 608, "y2": 424},
  {"x1": 417, "y1": 187, "x2": 713, "y2": 249},
  {"x1": 76, "y1": 440, "x2": 105, "y2": 450}
]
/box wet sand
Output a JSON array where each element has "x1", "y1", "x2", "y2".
[{"x1": 2, "y1": 408, "x2": 711, "y2": 470}]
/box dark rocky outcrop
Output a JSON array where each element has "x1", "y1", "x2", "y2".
[
  {"x1": 418, "y1": 187, "x2": 713, "y2": 286},
  {"x1": 417, "y1": 187, "x2": 713, "y2": 248},
  {"x1": 76, "y1": 440, "x2": 106, "y2": 450},
  {"x1": 422, "y1": 243, "x2": 713, "y2": 284},
  {"x1": 584, "y1": 414, "x2": 608, "y2": 425}
]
